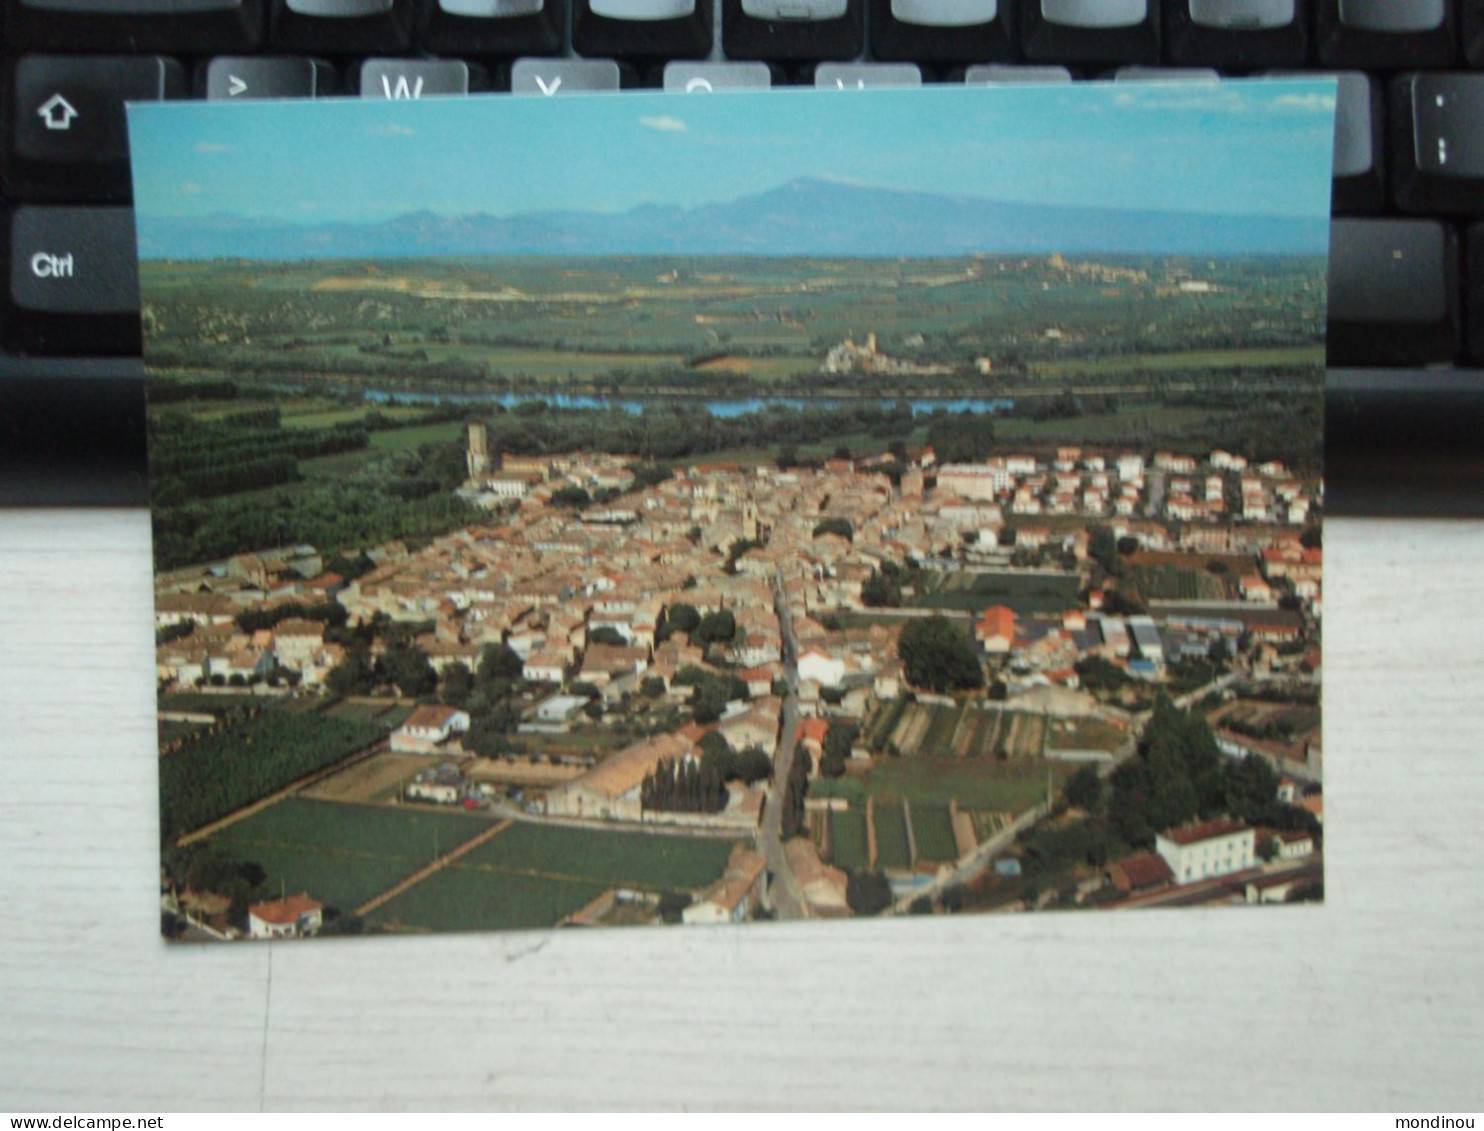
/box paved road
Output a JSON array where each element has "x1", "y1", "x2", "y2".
[{"x1": 757, "y1": 568, "x2": 809, "y2": 920}]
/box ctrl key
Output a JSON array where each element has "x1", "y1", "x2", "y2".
[{"x1": 5, "y1": 207, "x2": 140, "y2": 354}]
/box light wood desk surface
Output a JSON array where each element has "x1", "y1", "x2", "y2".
[{"x1": 2, "y1": 509, "x2": 1481, "y2": 1112}]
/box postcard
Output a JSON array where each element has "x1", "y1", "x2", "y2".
[{"x1": 132, "y1": 81, "x2": 1333, "y2": 941}]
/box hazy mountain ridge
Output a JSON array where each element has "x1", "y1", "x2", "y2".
[{"x1": 138, "y1": 177, "x2": 1328, "y2": 260}]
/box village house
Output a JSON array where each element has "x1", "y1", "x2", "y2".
[
  {"x1": 1155, "y1": 818, "x2": 1255, "y2": 884},
  {"x1": 154, "y1": 592, "x2": 240, "y2": 628},
  {"x1": 545, "y1": 730, "x2": 696, "y2": 822},
  {"x1": 405, "y1": 763, "x2": 465, "y2": 805},
  {"x1": 522, "y1": 650, "x2": 569, "y2": 684},
  {"x1": 975, "y1": 605, "x2": 1016, "y2": 654},
  {"x1": 681, "y1": 847, "x2": 769, "y2": 925},
  {"x1": 1106, "y1": 851, "x2": 1174, "y2": 895},
  {"x1": 797, "y1": 646, "x2": 846, "y2": 688},
  {"x1": 247, "y1": 893, "x2": 323, "y2": 940},
  {"x1": 391, "y1": 704, "x2": 471, "y2": 754},
  {"x1": 1274, "y1": 829, "x2": 1316, "y2": 859}
]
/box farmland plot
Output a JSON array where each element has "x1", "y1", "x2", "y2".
[
  {"x1": 872, "y1": 800, "x2": 913, "y2": 871},
  {"x1": 910, "y1": 803, "x2": 960, "y2": 863},
  {"x1": 207, "y1": 798, "x2": 488, "y2": 913},
  {"x1": 828, "y1": 807, "x2": 870, "y2": 872}
]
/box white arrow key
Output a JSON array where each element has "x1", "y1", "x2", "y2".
[{"x1": 206, "y1": 58, "x2": 333, "y2": 100}]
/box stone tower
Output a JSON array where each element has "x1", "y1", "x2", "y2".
[{"x1": 466, "y1": 421, "x2": 490, "y2": 482}]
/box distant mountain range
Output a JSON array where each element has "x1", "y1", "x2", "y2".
[{"x1": 137, "y1": 177, "x2": 1328, "y2": 261}]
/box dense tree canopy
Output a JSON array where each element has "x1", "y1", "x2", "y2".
[{"x1": 898, "y1": 616, "x2": 985, "y2": 693}]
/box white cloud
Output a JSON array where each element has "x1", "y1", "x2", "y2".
[
  {"x1": 639, "y1": 115, "x2": 687, "y2": 133},
  {"x1": 1111, "y1": 86, "x2": 1248, "y2": 114},
  {"x1": 1270, "y1": 92, "x2": 1337, "y2": 113}
]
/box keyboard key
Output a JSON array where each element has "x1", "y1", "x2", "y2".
[
  {"x1": 1113, "y1": 64, "x2": 1218, "y2": 78},
  {"x1": 871, "y1": 0, "x2": 1016, "y2": 64},
  {"x1": 1163, "y1": 0, "x2": 1307, "y2": 67},
  {"x1": 5, "y1": 206, "x2": 140, "y2": 354},
  {"x1": 359, "y1": 58, "x2": 484, "y2": 97},
  {"x1": 420, "y1": 0, "x2": 563, "y2": 55},
  {"x1": 1326, "y1": 369, "x2": 1484, "y2": 518},
  {"x1": 510, "y1": 57, "x2": 627, "y2": 92},
  {"x1": 204, "y1": 56, "x2": 336, "y2": 98},
  {"x1": 6, "y1": 55, "x2": 187, "y2": 203},
  {"x1": 573, "y1": 0, "x2": 712, "y2": 59},
  {"x1": 662, "y1": 61, "x2": 775, "y2": 88},
  {"x1": 270, "y1": 0, "x2": 415, "y2": 52},
  {"x1": 1466, "y1": 0, "x2": 1484, "y2": 66},
  {"x1": 1331, "y1": 71, "x2": 1383, "y2": 213},
  {"x1": 1018, "y1": 0, "x2": 1160, "y2": 66},
  {"x1": 1315, "y1": 0, "x2": 1456, "y2": 68},
  {"x1": 0, "y1": 357, "x2": 149, "y2": 507},
  {"x1": 1336, "y1": 0, "x2": 1447, "y2": 31},
  {"x1": 723, "y1": 0, "x2": 865, "y2": 62},
  {"x1": 1328, "y1": 219, "x2": 1459, "y2": 365},
  {"x1": 1469, "y1": 225, "x2": 1483, "y2": 362},
  {"x1": 964, "y1": 62, "x2": 1072, "y2": 79},
  {"x1": 1392, "y1": 73, "x2": 1484, "y2": 214},
  {"x1": 814, "y1": 61, "x2": 922, "y2": 84},
  {"x1": 6, "y1": 0, "x2": 263, "y2": 53}
]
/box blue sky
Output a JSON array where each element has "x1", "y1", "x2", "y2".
[{"x1": 128, "y1": 79, "x2": 1336, "y2": 225}]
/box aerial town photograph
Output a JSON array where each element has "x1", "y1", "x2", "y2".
[{"x1": 131, "y1": 82, "x2": 1335, "y2": 940}]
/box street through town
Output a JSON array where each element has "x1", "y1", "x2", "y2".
[{"x1": 758, "y1": 568, "x2": 809, "y2": 920}]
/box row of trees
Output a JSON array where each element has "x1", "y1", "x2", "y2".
[{"x1": 159, "y1": 709, "x2": 382, "y2": 843}]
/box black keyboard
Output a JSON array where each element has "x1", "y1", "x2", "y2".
[{"x1": 1, "y1": 0, "x2": 1481, "y2": 515}]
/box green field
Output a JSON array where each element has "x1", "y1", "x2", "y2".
[
  {"x1": 1128, "y1": 564, "x2": 1228, "y2": 602},
  {"x1": 920, "y1": 700, "x2": 966, "y2": 755},
  {"x1": 322, "y1": 698, "x2": 408, "y2": 723},
  {"x1": 368, "y1": 821, "x2": 739, "y2": 932},
  {"x1": 1045, "y1": 716, "x2": 1130, "y2": 754},
  {"x1": 813, "y1": 757, "x2": 1071, "y2": 813},
  {"x1": 873, "y1": 800, "x2": 912, "y2": 872},
  {"x1": 157, "y1": 691, "x2": 251, "y2": 719},
  {"x1": 366, "y1": 868, "x2": 609, "y2": 934},
  {"x1": 1030, "y1": 345, "x2": 1322, "y2": 379},
  {"x1": 367, "y1": 421, "x2": 465, "y2": 452},
  {"x1": 915, "y1": 570, "x2": 1083, "y2": 615},
  {"x1": 207, "y1": 798, "x2": 489, "y2": 913},
  {"x1": 141, "y1": 255, "x2": 1326, "y2": 402},
  {"x1": 457, "y1": 822, "x2": 737, "y2": 892},
  {"x1": 203, "y1": 798, "x2": 738, "y2": 932},
  {"x1": 828, "y1": 807, "x2": 870, "y2": 872},
  {"x1": 910, "y1": 802, "x2": 960, "y2": 863}
]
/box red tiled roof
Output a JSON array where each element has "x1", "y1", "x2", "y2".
[
  {"x1": 1164, "y1": 817, "x2": 1249, "y2": 846},
  {"x1": 796, "y1": 718, "x2": 829, "y2": 745},
  {"x1": 402, "y1": 704, "x2": 461, "y2": 730},
  {"x1": 1112, "y1": 853, "x2": 1174, "y2": 890},
  {"x1": 249, "y1": 893, "x2": 322, "y2": 925},
  {"x1": 977, "y1": 605, "x2": 1015, "y2": 640}
]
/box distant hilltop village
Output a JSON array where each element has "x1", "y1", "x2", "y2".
[
  {"x1": 821, "y1": 332, "x2": 954, "y2": 378},
  {"x1": 817, "y1": 255, "x2": 1222, "y2": 378}
]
